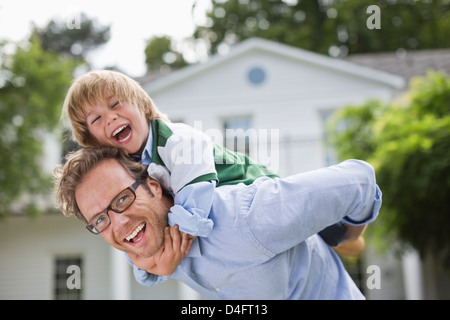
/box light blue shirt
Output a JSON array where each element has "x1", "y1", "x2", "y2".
[{"x1": 128, "y1": 159, "x2": 382, "y2": 300}]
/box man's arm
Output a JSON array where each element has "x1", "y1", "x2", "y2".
[
  {"x1": 332, "y1": 224, "x2": 367, "y2": 257},
  {"x1": 243, "y1": 159, "x2": 382, "y2": 256},
  {"x1": 342, "y1": 224, "x2": 367, "y2": 244}
]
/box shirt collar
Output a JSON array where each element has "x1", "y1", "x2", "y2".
[{"x1": 140, "y1": 121, "x2": 153, "y2": 165}]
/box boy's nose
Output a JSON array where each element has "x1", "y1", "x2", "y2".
[{"x1": 105, "y1": 111, "x2": 117, "y2": 126}]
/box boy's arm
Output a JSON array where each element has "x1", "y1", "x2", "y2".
[
  {"x1": 127, "y1": 225, "x2": 194, "y2": 286},
  {"x1": 157, "y1": 123, "x2": 218, "y2": 237},
  {"x1": 125, "y1": 255, "x2": 168, "y2": 288},
  {"x1": 130, "y1": 225, "x2": 193, "y2": 276},
  {"x1": 169, "y1": 181, "x2": 216, "y2": 237}
]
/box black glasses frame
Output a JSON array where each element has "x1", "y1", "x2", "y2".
[{"x1": 85, "y1": 178, "x2": 144, "y2": 234}]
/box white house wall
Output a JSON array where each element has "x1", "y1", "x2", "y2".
[
  {"x1": 145, "y1": 46, "x2": 400, "y2": 177},
  {"x1": 0, "y1": 213, "x2": 184, "y2": 299},
  {"x1": 0, "y1": 214, "x2": 109, "y2": 299}
]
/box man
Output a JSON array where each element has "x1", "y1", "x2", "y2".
[{"x1": 54, "y1": 147, "x2": 382, "y2": 299}]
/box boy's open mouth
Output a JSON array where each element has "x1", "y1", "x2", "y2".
[{"x1": 112, "y1": 124, "x2": 132, "y2": 143}]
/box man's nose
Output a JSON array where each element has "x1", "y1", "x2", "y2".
[{"x1": 109, "y1": 211, "x2": 130, "y2": 234}]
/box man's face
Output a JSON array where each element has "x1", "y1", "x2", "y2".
[{"x1": 75, "y1": 159, "x2": 169, "y2": 258}]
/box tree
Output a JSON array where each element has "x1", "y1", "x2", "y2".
[
  {"x1": 144, "y1": 36, "x2": 187, "y2": 75},
  {"x1": 192, "y1": 0, "x2": 450, "y2": 57},
  {"x1": 194, "y1": 0, "x2": 332, "y2": 55},
  {"x1": 328, "y1": 72, "x2": 450, "y2": 267},
  {"x1": 332, "y1": 0, "x2": 450, "y2": 55},
  {"x1": 32, "y1": 12, "x2": 110, "y2": 60},
  {"x1": 0, "y1": 37, "x2": 78, "y2": 217},
  {"x1": 0, "y1": 13, "x2": 112, "y2": 217}
]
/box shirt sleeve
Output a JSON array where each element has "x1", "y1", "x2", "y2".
[
  {"x1": 168, "y1": 181, "x2": 216, "y2": 237},
  {"x1": 125, "y1": 253, "x2": 169, "y2": 287},
  {"x1": 157, "y1": 123, "x2": 218, "y2": 194},
  {"x1": 243, "y1": 159, "x2": 382, "y2": 255},
  {"x1": 155, "y1": 123, "x2": 218, "y2": 237}
]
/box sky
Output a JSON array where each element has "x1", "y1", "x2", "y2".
[{"x1": 0, "y1": 0, "x2": 211, "y2": 77}]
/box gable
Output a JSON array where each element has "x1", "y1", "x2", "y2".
[{"x1": 142, "y1": 38, "x2": 405, "y2": 105}]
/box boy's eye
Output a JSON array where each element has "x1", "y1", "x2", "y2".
[
  {"x1": 91, "y1": 116, "x2": 100, "y2": 125},
  {"x1": 111, "y1": 101, "x2": 119, "y2": 108}
]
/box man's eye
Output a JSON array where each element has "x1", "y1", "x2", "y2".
[
  {"x1": 117, "y1": 194, "x2": 129, "y2": 205},
  {"x1": 95, "y1": 215, "x2": 105, "y2": 225},
  {"x1": 113, "y1": 192, "x2": 133, "y2": 211}
]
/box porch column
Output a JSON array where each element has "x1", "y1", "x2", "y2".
[
  {"x1": 110, "y1": 247, "x2": 131, "y2": 300},
  {"x1": 401, "y1": 248, "x2": 424, "y2": 300}
]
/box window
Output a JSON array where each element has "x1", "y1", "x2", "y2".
[
  {"x1": 223, "y1": 116, "x2": 252, "y2": 156},
  {"x1": 54, "y1": 256, "x2": 83, "y2": 300},
  {"x1": 320, "y1": 110, "x2": 338, "y2": 166},
  {"x1": 247, "y1": 67, "x2": 266, "y2": 85}
]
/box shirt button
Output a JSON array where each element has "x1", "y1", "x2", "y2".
[{"x1": 214, "y1": 288, "x2": 220, "y2": 292}]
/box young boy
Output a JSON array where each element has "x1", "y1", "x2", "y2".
[{"x1": 62, "y1": 70, "x2": 363, "y2": 280}]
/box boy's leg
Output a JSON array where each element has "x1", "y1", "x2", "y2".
[
  {"x1": 319, "y1": 222, "x2": 366, "y2": 257},
  {"x1": 318, "y1": 222, "x2": 347, "y2": 247}
]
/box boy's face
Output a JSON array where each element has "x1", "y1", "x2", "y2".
[{"x1": 85, "y1": 93, "x2": 149, "y2": 154}]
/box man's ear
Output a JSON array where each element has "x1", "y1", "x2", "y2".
[{"x1": 145, "y1": 177, "x2": 163, "y2": 198}]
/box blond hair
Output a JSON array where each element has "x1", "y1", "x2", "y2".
[
  {"x1": 62, "y1": 70, "x2": 169, "y2": 147},
  {"x1": 53, "y1": 147, "x2": 148, "y2": 223}
]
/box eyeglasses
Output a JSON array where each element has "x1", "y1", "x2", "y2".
[{"x1": 86, "y1": 178, "x2": 144, "y2": 235}]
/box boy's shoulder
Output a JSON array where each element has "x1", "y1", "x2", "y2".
[{"x1": 152, "y1": 119, "x2": 201, "y2": 141}]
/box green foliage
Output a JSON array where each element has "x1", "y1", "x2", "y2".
[
  {"x1": 328, "y1": 71, "x2": 450, "y2": 266},
  {"x1": 32, "y1": 13, "x2": 110, "y2": 59},
  {"x1": 332, "y1": 0, "x2": 450, "y2": 54},
  {"x1": 327, "y1": 99, "x2": 386, "y2": 161},
  {"x1": 194, "y1": 0, "x2": 332, "y2": 55},
  {"x1": 0, "y1": 37, "x2": 78, "y2": 217},
  {"x1": 0, "y1": 14, "x2": 110, "y2": 217},
  {"x1": 193, "y1": 0, "x2": 450, "y2": 56},
  {"x1": 144, "y1": 36, "x2": 187, "y2": 74}
]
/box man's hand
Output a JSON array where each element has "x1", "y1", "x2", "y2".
[{"x1": 128, "y1": 225, "x2": 194, "y2": 276}]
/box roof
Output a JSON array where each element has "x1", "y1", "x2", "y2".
[
  {"x1": 140, "y1": 37, "x2": 405, "y2": 92},
  {"x1": 344, "y1": 49, "x2": 450, "y2": 82}
]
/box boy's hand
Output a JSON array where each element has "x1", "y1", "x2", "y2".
[
  {"x1": 129, "y1": 225, "x2": 194, "y2": 276},
  {"x1": 334, "y1": 236, "x2": 366, "y2": 257}
]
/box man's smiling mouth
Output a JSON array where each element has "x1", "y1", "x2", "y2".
[
  {"x1": 125, "y1": 222, "x2": 146, "y2": 243},
  {"x1": 112, "y1": 124, "x2": 132, "y2": 143}
]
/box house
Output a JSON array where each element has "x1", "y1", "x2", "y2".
[{"x1": 1, "y1": 37, "x2": 421, "y2": 300}]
